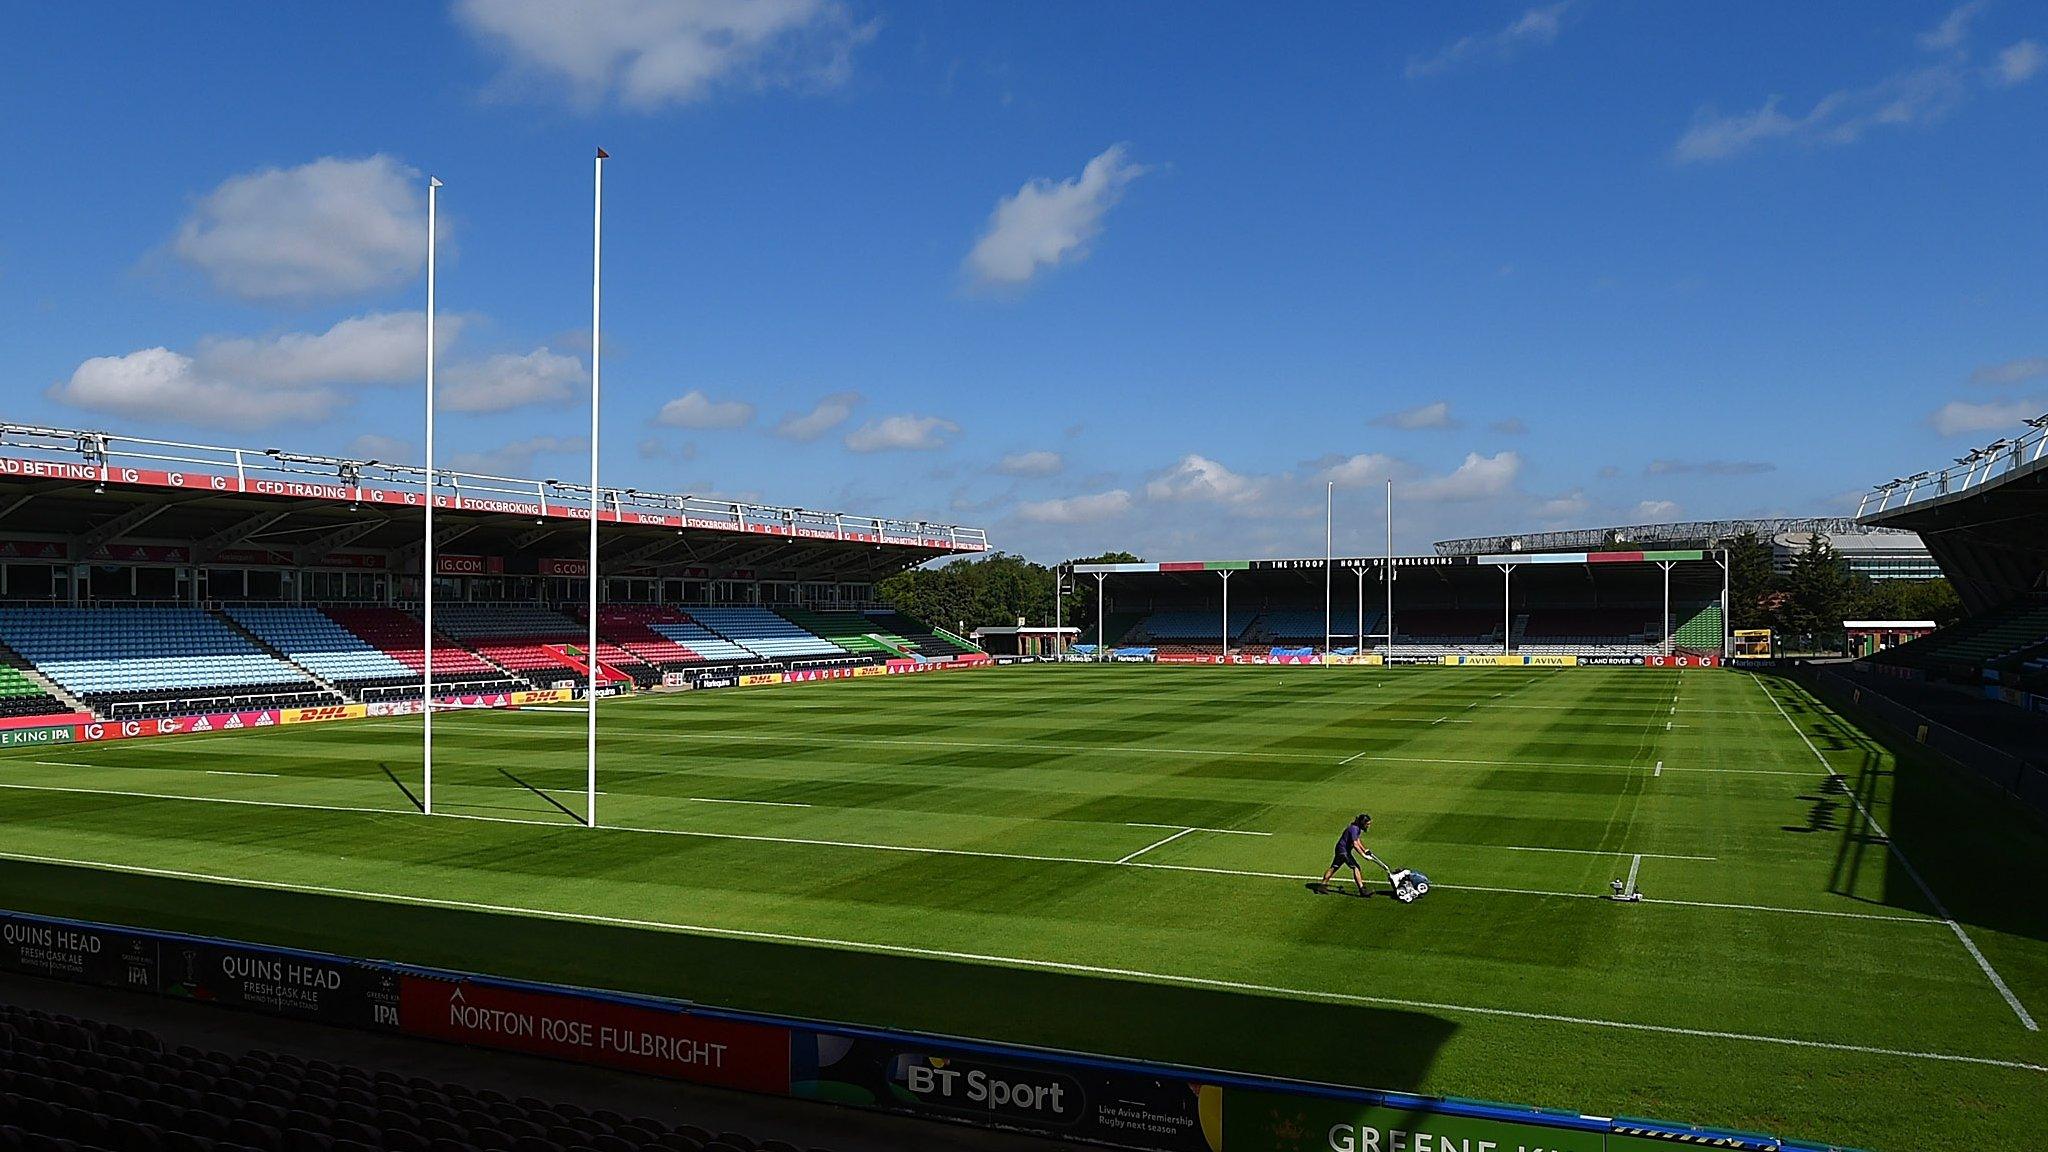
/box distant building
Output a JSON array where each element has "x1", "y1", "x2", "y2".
[{"x1": 1437, "y1": 518, "x2": 1937, "y2": 581}]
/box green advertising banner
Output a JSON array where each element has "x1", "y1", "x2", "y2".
[
  {"x1": 0, "y1": 724, "x2": 75, "y2": 749},
  {"x1": 1226, "y1": 1090, "x2": 1606, "y2": 1152}
]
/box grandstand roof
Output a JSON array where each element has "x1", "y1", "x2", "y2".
[
  {"x1": 1434, "y1": 517, "x2": 1910, "y2": 557},
  {"x1": 0, "y1": 422, "x2": 986, "y2": 583},
  {"x1": 1858, "y1": 417, "x2": 2048, "y2": 612}
]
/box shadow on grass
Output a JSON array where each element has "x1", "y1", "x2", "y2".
[
  {"x1": 0, "y1": 858, "x2": 1458, "y2": 1094},
  {"x1": 1766, "y1": 669, "x2": 2048, "y2": 947}
]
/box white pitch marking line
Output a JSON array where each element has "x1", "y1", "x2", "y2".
[
  {"x1": 1431, "y1": 717, "x2": 1445, "y2": 726},
  {"x1": 1753, "y1": 674, "x2": 2039, "y2": 1032},
  {"x1": 0, "y1": 850, "x2": 2015, "y2": 1071},
  {"x1": 1124, "y1": 822, "x2": 1271, "y2": 837},
  {"x1": 685, "y1": 796, "x2": 810, "y2": 809},
  {"x1": 1624, "y1": 854, "x2": 1643, "y2": 899},
  {"x1": 205, "y1": 770, "x2": 281, "y2": 778},
  {"x1": 1337, "y1": 750, "x2": 1367, "y2": 765},
  {"x1": 1501, "y1": 845, "x2": 1710, "y2": 862},
  {"x1": 0, "y1": 779, "x2": 1936, "y2": 923},
  {"x1": 1116, "y1": 827, "x2": 1197, "y2": 864}
]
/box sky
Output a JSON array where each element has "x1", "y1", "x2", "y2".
[{"x1": 3, "y1": 1, "x2": 2046, "y2": 562}]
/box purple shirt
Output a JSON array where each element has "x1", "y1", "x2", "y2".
[{"x1": 1334, "y1": 824, "x2": 1365, "y2": 856}]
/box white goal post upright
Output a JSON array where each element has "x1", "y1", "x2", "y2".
[
  {"x1": 423, "y1": 175, "x2": 442, "y2": 816},
  {"x1": 587, "y1": 148, "x2": 607, "y2": 830}
]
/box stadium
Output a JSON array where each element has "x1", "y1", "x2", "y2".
[{"x1": 6, "y1": 9, "x2": 2048, "y2": 1152}]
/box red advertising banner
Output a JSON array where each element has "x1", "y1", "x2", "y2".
[
  {"x1": 1647, "y1": 653, "x2": 1721, "y2": 668},
  {"x1": 400, "y1": 976, "x2": 789, "y2": 1094},
  {"x1": 537, "y1": 557, "x2": 588, "y2": 577},
  {"x1": 435, "y1": 553, "x2": 504, "y2": 576},
  {"x1": 73, "y1": 710, "x2": 281, "y2": 743}
]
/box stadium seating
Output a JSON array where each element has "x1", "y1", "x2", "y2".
[
  {"x1": 224, "y1": 607, "x2": 418, "y2": 694},
  {"x1": 0, "y1": 666, "x2": 73, "y2": 720},
  {"x1": 1672, "y1": 603, "x2": 1724, "y2": 650},
  {"x1": 1391, "y1": 609, "x2": 1499, "y2": 646},
  {"x1": 572, "y1": 605, "x2": 707, "y2": 669},
  {"x1": 1879, "y1": 596, "x2": 2048, "y2": 677},
  {"x1": 0, "y1": 998, "x2": 844, "y2": 1152},
  {"x1": 863, "y1": 611, "x2": 980, "y2": 659},
  {"x1": 689, "y1": 607, "x2": 847, "y2": 661},
  {"x1": 433, "y1": 605, "x2": 657, "y2": 687},
  {"x1": 1134, "y1": 609, "x2": 1255, "y2": 641},
  {"x1": 776, "y1": 608, "x2": 904, "y2": 657},
  {"x1": 644, "y1": 617, "x2": 757, "y2": 665},
  {"x1": 321, "y1": 607, "x2": 527, "y2": 696},
  {"x1": 0, "y1": 608, "x2": 333, "y2": 717}
]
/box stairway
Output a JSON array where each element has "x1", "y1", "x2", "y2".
[
  {"x1": 210, "y1": 611, "x2": 352, "y2": 704},
  {"x1": 0, "y1": 642, "x2": 92, "y2": 717}
]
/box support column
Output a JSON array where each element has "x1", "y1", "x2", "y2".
[
  {"x1": 1219, "y1": 569, "x2": 1233, "y2": 659},
  {"x1": 1718, "y1": 552, "x2": 1731, "y2": 660},
  {"x1": 1502, "y1": 564, "x2": 1516, "y2": 655},
  {"x1": 1356, "y1": 567, "x2": 1365, "y2": 656},
  {"x1": 1659, "y1": 560, "x2": 1676, "y2": 655},
  {"x1": 1095, "y1": 571, "x2": 1107, "y2": 662}
]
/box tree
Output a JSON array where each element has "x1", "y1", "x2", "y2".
[
  {"x1": 874, "y1": 551, "x2": 1144, "y2": 634},
  {"x1": 1776, "y1": 534, "x2": 1857, "y2": 652},
  {"x1": 1059, "y1": 552, "x2": 1141, "y2": 640},
  {"x1": 1724, "y1": 529, "x2": 1777, "y2": 631}
]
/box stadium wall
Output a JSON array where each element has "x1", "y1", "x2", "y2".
[{"x1": 0, "y1": 907, "x2": 1850, "y2": 1152}]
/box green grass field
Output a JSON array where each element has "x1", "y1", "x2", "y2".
[{"x1": 0, "y1": 665, "x2": 2043, "y2": 1151}]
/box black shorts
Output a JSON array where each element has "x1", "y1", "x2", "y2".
[{"x1": 1331, "y1": 848, "x2": 1358, "y2": 871}]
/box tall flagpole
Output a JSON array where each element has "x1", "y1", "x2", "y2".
[
  {"x1": 1323, "y1": 480, "x2": 1333, "y2": 658},
  {"x1": 1384, "y1": 478, "x2": 1394, "y2": 652},
  {"x1": 423, "y1": 175, "x2": 441, "y2": 816},
  {"x1": 587, "y1": 148, "x2": 607, "y2": 829}
]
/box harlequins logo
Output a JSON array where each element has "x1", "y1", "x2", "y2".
[{"x1": 1264, "y1": 1109, "x2": 1307, "y2": 1150}]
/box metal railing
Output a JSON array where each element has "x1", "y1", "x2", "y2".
[
  {"x1": 1436, "y1": 517, "x2": 1902, "y2": 557},
  {"x1": 1857, "y1": 415, "x2": 2048, "y2": 519},
  {"x1": 0, "y1": 421, "x2": 988, "y2": 551}
]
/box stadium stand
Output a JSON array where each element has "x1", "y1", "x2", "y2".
[
  {"x1": 0, "y1": 608, "x2": 335, "y2": 718},
  {"x1": 1133, "y1": 609, "x2": 1255, "y2": 641},
  {"x1": 320, "y1": 608, "x2": 528, "y2": 698},
  {"x1": 432, "y1": 605, "x2": 657, "y2": 687},
  {"x1": 224, "y1": 606, "x2": 420, "y2": 696},
  {"x1": 689, "y1": 608, "x2": 847, "y2": 661},
  {"x1": 0, "y1": 666, "x2": 73, "y2": 720},
  {"x1": 571, "y1": 605, "x2": 707, "y2": 670},
  {"x1": 1876, "y1": 596, "x2": 2048, "y2": 676},
  {"x1": 775, "y1": 608, "x2": 903, "y2": 657},
  {"x1": 0, "y1": 998, "x2": 845, "y2": 1152},
  {"x1": 863, "y1": 611, "x2": 980, "y2": 659},
  {"x1": 642, "y1": 617, "x2": 757, "y2": 665},
  {"x1": 1247, "y1": 608, "x2": 1346, "y2": 645},
  {"x1": 1672, "y1": 603, "x2": 1724, "y2": 651}
]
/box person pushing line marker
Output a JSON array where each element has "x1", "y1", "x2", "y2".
[{"x1": 1318, "y1": 813, "x2": 1374, "y2": 896}]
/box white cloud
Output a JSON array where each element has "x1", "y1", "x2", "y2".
[
  {"x1": 656, "y1": 389, "x2": 756, "y2": 429},
  {"x1": 1920, "y1": 2, "x2": 1988, "y2": 52},
  {"x1": 454, "y1": 0, "x2": 870, "y2": 109},
  {"x1": 993, "y1": 449, "x2": 1063, "y2": 477},
  {"x1": 50, "y1": 348, "x2": 338, "y2": 428},
  {"x1": 1489, "y1": 417, "x2": 1529, "y2": 435},
  {"x1": 964, "y1": 145, "x2": 1147, "y2": 288},
  {"x1": 1993, "y1": 40, "x2": 2045, "y2": 86},
  {"x1": 1320, "y1": 453, "x2": 1405, "y2": 488},
  {"x1": 1371, "y1": 400, "x2": 1458, "y2": 430},
  {"x1": 200, "y1": 312, "x2": 447, "y2": 386},
  {"x1": 776, "y1": 391, "x2": 861, "y2": 440},
  {"x1": 1645, "y1": 459, "x2": 1776, "y2": 476},
  {"x1": 1930, "y1": 396, "x2": 2046, "y2": 435},
  {"x1": 1017, "y1": 489, "x2": 1132, "y2": 524},
  {"x1": 1673, "y1": 62, "x2": 1971, "y2": 163},
  {"x1": 1405, "y1": 452, "x2": 1521, "y2": 501},
  {"x1": 171, "y1": 156, "x2": 424, "y2": 301},
  {"x1": 844, "y1": 414, "x2": 959, "y2": 452},
  {"x1": 1535, "y1": 490, "x2": 1590, "y2": 519},
  {"x1": 441, "y1": 349, "x2": 585, "y2": 413},
  {"x1": 1971, "y1": 356, "x2": 2048, "y2": 386},
  {"x1": 446, "y1": 435, "x2": 588, "y2": 477},
  {"x1": 1145, "y1": 454, "x2": 1270, "y2": 506},
  {"x1": 349, "y1": 433, "x2": 413, "y2": 462},
  {"x1": 49, "y1": 311, "x2": 443, "y2": 428},
  {"x1": 1635, "y1": 499, "x2": 1683, "y2": 519},
  {"x1": 1406, "y1": 3, "x2": 1571, "y2": 79}
]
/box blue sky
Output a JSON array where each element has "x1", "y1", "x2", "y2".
[{"x1": 3, "y1": 2, "x2": 2045, "y2": 561}]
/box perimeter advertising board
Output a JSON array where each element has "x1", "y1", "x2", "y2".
[
  {"x1": 158, "y1": 939, "x2": 399, "y2": 1030},
  {"x1": 0, "y1": 724, "x2": 77, "y2": 748},
  {"x1": 1225, "y1": 1090, "x2": 1609, "y2": 1152},
  {"x1": 401, "y1": 975, "x2": 789, "y2": 1094},
  {"x1": 791, "y1": 1030, "x2": 1222, "y2": 1151},
  {"x1": 0, "y1": 913, "x2": 157, "y2": 992}
]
